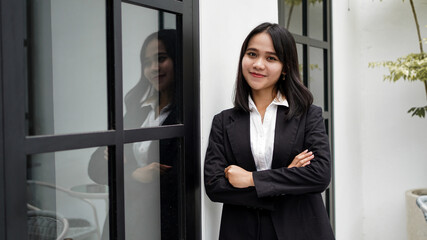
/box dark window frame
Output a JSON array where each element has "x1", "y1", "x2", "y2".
[
  {"x1": 279, "y1": 0, "x2": 335, "y2": 231},
  {"x1": 0, "y1": 0, "x2": 200, "y2": 239}
]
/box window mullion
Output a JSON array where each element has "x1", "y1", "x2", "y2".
[{"x1": 108, "y1": 0, "x2": 125, "y2": 239}]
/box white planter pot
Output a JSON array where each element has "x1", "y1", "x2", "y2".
[{"x1": 406, "y1": 189, "x2": 427, "y2": 240}]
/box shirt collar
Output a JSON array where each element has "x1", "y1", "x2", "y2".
[
  {"x1": 141, "y1": 96, "x2": 172, "y2": 117},
  {"x1": 248, "y1": 95, "x2": 257, "y2": 111},
  {"x1": 248, "y1": 92, "x2": 289, "y2": 111},
  {"x1": 141, "y1": 96, "x2": 158, "y2": 110},
  {"x1": 271, "y1": 92, "x2": 289, "y2": 107}
]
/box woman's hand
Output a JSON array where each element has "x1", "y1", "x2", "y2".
[
  {"x1": 224, "y1": 165, "x2": 254, "y2": 188},
  {"x1": 288, "y1": 149, "x2": 313, "y2": 168},
  {"x1": 132, "y1": 162, "x2": 172, "y2": 183}
]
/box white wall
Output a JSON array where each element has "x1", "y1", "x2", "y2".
[
  {"x1": 199, "y1": 1, "x2": 278, "y2": 239},
  {"x1": 200, "y1": 0, "x2": 427, "y2": 239},
  {"x1": 333, "y1": 1, "x2": 427, "y2": 239}
]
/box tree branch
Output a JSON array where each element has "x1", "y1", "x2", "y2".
[
  {"x1": 409, "y1": 0, "x2": 427, "y2": 100},
  {"x1": 409, "y1": 0, "x2": 423, "y2": 54},
  {"x1": 424, "y1": 81, "x2": 427, "y2": 101},
  {"x1": 286, "y1": 3, "x2": 295, "y2": 30}
]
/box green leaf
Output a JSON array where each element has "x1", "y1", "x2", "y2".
[
  {"x1": 407, "y1": 106, "x2": 427, "y2": 118},
  {"x1": 369, "y1": 53, "x2": 427, "y2": 83}
]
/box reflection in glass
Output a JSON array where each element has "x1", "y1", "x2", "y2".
[
  {"x1": 125, "y1": 139, "x2": 180, "y2": 239},
  {"x1": 26, "y1": 0, "x2": 108, "y2": 135},
  {"x1": 120, "y1": 4, "x2": 182, "y2": 239},
  {"x1": 89, "y1": 139, "x2": 182, "y2": 239},
  {"x1": 27, "y1": 148, "x2": 109, "y2": 240},
  {"x1": 308, "y1": 0, "x2": 324, "y2": 40},
  {"x1": 309, "y1": 47, "x2": 325, "y2": 110},
  {"x1": 122, "y1": 3, "x2": 181, "y2": 130},
  {"x1": 280, "y1": 0, "x2": 303, "y2": 35}
]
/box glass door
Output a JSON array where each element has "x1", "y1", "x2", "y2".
[{"x1": 0, "y1": 0, "x2": 199, "y2": 239}]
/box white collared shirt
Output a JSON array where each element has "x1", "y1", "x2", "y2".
[
  {"x1": 249, "y1": 93, "x2": 289, "y2": 171},
  {"x1": 133, "y1": 98, "x2": 171, "y2": 167}
]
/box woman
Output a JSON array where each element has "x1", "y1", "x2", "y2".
[
  {"x1": 204, "y1": 23, "x2": 335, "y2": 240},
  {"x1": 89, "y1": 29, "x2": 180, "y2": 240}
]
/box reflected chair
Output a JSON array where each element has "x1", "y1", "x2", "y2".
[
  {"x1": 27, "y1": 180, "x2": 100, "y2": 240},
  {"x1": 416, "y1": 195, "x2": 427, "y2": 222},
  {"x1": 28, "y1": 209, "x2": 69, "y2": 240}
]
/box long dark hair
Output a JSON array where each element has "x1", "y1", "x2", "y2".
[{"x1": 234, "y1": 22, "x2": 312, "y2": 118}]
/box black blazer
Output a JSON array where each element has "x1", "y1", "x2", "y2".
[{"x1": 204, "y1": 105, "x2": 335, "y2": 240}]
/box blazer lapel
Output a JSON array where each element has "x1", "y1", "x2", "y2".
[
  {"x1": 225, "y1": 111, "x2": 257, "y2": 172},
  {"x1": 271, "y1": 106, "x2": 301, "y2": 169}
]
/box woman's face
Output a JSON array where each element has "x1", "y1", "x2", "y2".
[
  {"x1": 241, "y1": 32, "x2": 284, "y2": 96},
  {"x1": 143, "y1": 38, "x2": 174, "y2": 92}
]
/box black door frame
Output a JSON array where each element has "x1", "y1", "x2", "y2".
[{"x1": 0, "y1": 0, "x2": 200, "y2": 239}]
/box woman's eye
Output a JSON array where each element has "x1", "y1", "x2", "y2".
[
  {"x1": 247, "y1": 52, "x2": 256, "y2": 57},
  {"x1": 158, "y1": 56, "x2": 167, "y2": 63},
  {"x1": 267, "y1": 56, "x2": 277, "y2": 61},
  {"x1": 142, "y1": 60, "x2": 152, "y2": 68}
]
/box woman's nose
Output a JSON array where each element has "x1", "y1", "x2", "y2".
[
  {"x1": 253, "y1": 58, "x2": 265, "y2": 69},
  {"x1": 149, "y1": 59, "x2": 159, "y2": 71}
]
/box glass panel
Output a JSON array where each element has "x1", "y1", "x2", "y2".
[
  {"x1": 280, "y1": 0, "x2": 303, "y2": 35},
  {"x1": 26, "y1": 0, "x2": 108, "y2": 135},
  {"x1": 122, "y1": 3, "x2": 182, "y2": 130},
  {"x1": 308, "y1": 0, "x2": 324, "y2": 40},
  {"x1": 27, "y1": 147, "x2": 109, "y2": 240},
  {"x1": 309, "y1": 47, "x2": 325, "y2": 109},
  {"x1": 296, "y1": 43, "x2": 304, "y2": 81},
  {"x1": 124, "y1": 138, "x2": 181, "y2": 239}
]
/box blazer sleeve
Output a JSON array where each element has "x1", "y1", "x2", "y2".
[
  {"x1": 252, "y1": 105, "x2": 331, "y2": 197},
  {"x1": 88, "y1": 146, "x2": 108, "y2": 185},
  {"x1": 204, "y1": 113, "x2": 275, "y2": 210}
]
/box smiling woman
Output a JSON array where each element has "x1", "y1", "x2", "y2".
[{"x1": 204, "y1": 22, "x2": 335, "y2": 240}]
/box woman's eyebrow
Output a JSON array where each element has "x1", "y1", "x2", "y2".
[
  {"x1": 265, "y1": 51, "x2": 278, "y2": 56},
  {"x1": 246, "y1": 47, "x2": 277, "y2": 56},
  {"x1": 245, "y1": 47, "x2": 258, "y2": 52}
]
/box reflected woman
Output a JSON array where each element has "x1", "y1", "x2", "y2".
[{"x1": 88, "y1": 29, "x2": 180, "y2": 240}]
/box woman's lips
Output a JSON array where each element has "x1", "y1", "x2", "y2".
[
  {"x1": 150, "y1": 73, "x2": 165, "y2": 81},
  {"x1": 250, "y1": 72, "x2": 265, "y2": 78}
]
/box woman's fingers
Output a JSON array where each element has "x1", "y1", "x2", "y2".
[
  {"x1": 159, "y1": 164, "x2": 172, "y2": 174},
  {"x1": 224, "y1": 166, "x2": 231, "y2": 179},
  {"x1": 295, "y1": 149, "x2": 308, "y2": 158},
  {"x1": 297, "y1": 150, "x2": 312, "y2": 160},
  {"x1": 302, "y1": 160, "x2": 311, "y2": 167},
  {"x1": 297, "y1": 153, "x2": 314, "y2": 167},
  {"x1": 288, "y1": 150, "x2": 314, "y2": 168},
  {"x1": 300, "y1": 155, "x2": 314, "y2": 166}
]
